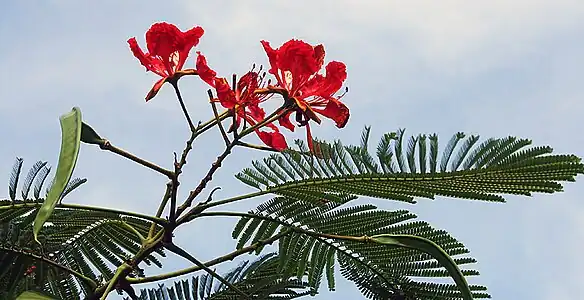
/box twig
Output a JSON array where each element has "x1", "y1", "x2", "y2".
[
  {"x1": 88, "y1": 231, "x2": 165, "y2": 299},
  {"x1": 149, "y1": 182, "x2": 172, "y2": 238},
  {"x1": 0, "y1": 203, "x2": 168, "y2": 226},
  {"x1": 126, "y1": 230, "x2": 291, "y2": 284},
  {"x1": 236, "y1": 141, "x2": 280, "y2": 152},
  {"x1": 172, "y1": 81, "x2": 196, "y2": 132},
  {"x1": 208, "y1": 89, "x2": 230, "y2": 146},
  {"x1": 100, "y1": 262, "x2": 132, "y2": 300},
  {"x1": 164, "y1": 242, "x2": 250, "y2": 299},
  {"x1": 176, "y1": 111, "x2": 230, "y2": 170},
  {"x1": 169, "y1": 177, "x2": 179, "y2": 224},
  {"x1": 175, "y1": 142, "x2": 235, "y2": 218},
  {"x1": 100, "y1": 141, "x2": 174, "y2": 178},
  {"x1": 117, "y1": 221, "x2": 146, "y2": 242},
  {"x1": 239, "y1": 107, "x2": 291, "y2": 138},
  {"x1": 231, "y1": 74, "x2": 239, "y2": 139}
]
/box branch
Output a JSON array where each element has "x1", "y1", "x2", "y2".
[
  {"x1": 171, "y1": 81, "x2": 196, "y2": 132},
  {"x1": 0, "y1": 202, "x2": 168, "y2": 226},
  {"x1": 193, "y1": 211, "x2": 399, "y2": 292},
  {"x1": 100, "y1": 262, "x2": 132, "y2": 300},
  {"x1": 176, "y1": 110, "x2": 230, "y2": 171},
  {"x1": 169, "y1": 177, "x2": 179, "y2": 225},
  {"x1": 126, "y1": 230, "x2": 291, "y2": 284},
  {"x1": 236, "y1": 141, "x2": 280, "y2": 152},
  {"x1": 196, "y1": 211, "x2": 368, "y2": 242},
  {"x1": 176, "y1": 190, "x2": 268, "y2": 225},
  {"x1": 208, "y1": 89, "x2": 230, "y2": 146},
  {"x1": 117, "y1": 221, "x2": 146, "y2": 242},
  {"x1": 238, "y1": 107, "x2": 291, "y2": 138},
  {"x1": 175, "y1": 142, "x2": 235, "y2": 218},
  {"x1": 163, "y1": 242, "x2": 250, "y2": 299},
  {"x1": 149, "y1": 182, "x2": 172, "y2": 238},
  {"x1": 99, "y1": 140, "x2": 174, "y2": 178}
]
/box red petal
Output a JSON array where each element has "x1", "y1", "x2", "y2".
[
  {"x1": 128, "y1": 37, "x2": 167, "y2": 77},
  {"x1": 143, "y1": 22, "x2": 204, "y2": 76},
  {"x1": 279, "y1": 40, "x2": 321, "y2": 89},
  {"x1": 313, "y1": 98, "x2": 349, "y2": 128},
  {"x1": 214, "y1": 78, "x2": 236, "y2": 109},
  {"x1": 278, "y1": 111, "x2": 296, "y2": 131},
  {"x1": 145, "y1": 77, "x2": 168, "y2": 101},
  {"x1": 305, "y1": 124, "x2": 324, "y2": 158},
  {"x1": 145, "y1": 22, "x2": 185, "y2": 74},
  {"x1": 237, "y1": 72, "x2": 260, "y2": 105},
  {"x1": 319, "y1": 61, "x2": 347, "y2": 97},
  {"x1": 257, "y1": 130, "x2": 288, "y2": 151},
  {"x1": 261, "y1": 40, "x2": 279, "y2": 76},
  {"x1": 196, "y1": 52, "x2": 217, "y2": 87},
  {"x1": 177, "y1": 26, "x2": 204, "y2": 70},
  {"x1": 313, "y1": 44, "x2": 326, "y2": 71},
  {"x1": 247, "y1": 104, "x2": 266, "y2": 121}
]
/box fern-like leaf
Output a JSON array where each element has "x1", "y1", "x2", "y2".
[
  {"x1": 235, "y1": 128, "x2": 583, "y2": 205},
  {"x1": 229, "y1": 196, "x2": 489, "y2": 299}
]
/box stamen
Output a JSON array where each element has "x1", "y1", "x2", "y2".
[
  {"x1": 169, "y1": 51, "x2": 180, "y2": 72},
  {"x1": 338, "y1": 86, "x2": 349, "y2": 99},
  {"x1": 283, "y1": 71, "x2": 293, "y2": 90},
  {"x1": 232, "y1": 74, "x2": 237, "y2": 91}
]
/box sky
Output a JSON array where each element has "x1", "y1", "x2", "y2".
[{"x1": 1, "y1": 1, "x2": 584, "y2": 299}]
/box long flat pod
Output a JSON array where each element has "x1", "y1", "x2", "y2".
[{"x1": 33, "y1": 107, "x2": 82, "y2": 243}]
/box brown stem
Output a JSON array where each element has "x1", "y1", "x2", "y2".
[
  {"x1": 193, "y1": 212, "x2": 373, "y2": 244},
  {"x1": 126, "y1": 230, "x2": 292, "y2": 284},
  {"x1": 149, "y1": 182, "x2": 172, "y2": 238},
  {"x1": 176, "y1": 112, "x2": 229, "y2": 170},
  {"x1": 86, "y1": 231, "x2": 165, "y2": 299},
  {"x1": 164, "y1": 242, "x2": 250, "y2": 299},
  {"x1": 175, "y1": 142, "x2": 235, "y2": 218},
  {"x1": 100, "y1": 141, "x2": 174, "y2": 178},
  {"x1": 208, "y1": 89, "x2": 230, "y2": 146},
  {"x1": 238, "y1": 106, "x2": 291, "y2": 138},
  {"x1": 236, "y1": 141, "x2": 280, "y2": 152},
  {"x1": 171, "y1": 81, "x2": 196, "y2": 132},
  {"x1": 169, "y1": 178, "x2": 179, "y2": 225}
]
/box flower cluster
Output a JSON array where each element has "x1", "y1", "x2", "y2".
[{"x1": 128, "y1": 22, "x2": 349, "y2": 152}]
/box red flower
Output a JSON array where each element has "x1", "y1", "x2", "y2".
[
  {"x1": 128, "y1": 22, "x2": 205, "y2": 101},
  {"x1": 197, "y1": 53, "x2": 288, "y2": 151},
  {"x1": 259, "y1": 39, "x2": 349, "y2": 151}
]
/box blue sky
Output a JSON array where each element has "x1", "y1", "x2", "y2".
[{"x1": 1, "y1": 1, "x2": 584, "y2": 299}]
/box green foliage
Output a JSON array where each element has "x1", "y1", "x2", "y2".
[
  {"x1": 130, "y1": 253, "x2": 312, "y2": 300},
  {"x1": 231, "y1": 196, "x2": 489, "y2": 299},
  {"x1": 230, "y1": 128, "x2": 584, "y2": 299},
  {"x1": 34, "y1": 107, "x2": 83, "y2": 243},
  {"x1": 3, "y1": 127, "x2": 583, "y2": 300},
  {"x1": 236, "y1": 127, "x2": 583, "y2": 204},
  {"x1": 1, "y1": 158, "x2": 165, "y2": 300},
  {"x1": 369, "y1": 234, "x2": 472, "y2": 300}
]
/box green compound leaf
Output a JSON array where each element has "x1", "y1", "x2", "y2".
[
  {"x1": 16, "y1": 291, "x2": 57, "y2": 300},
  {"x1": 33, "y1": 107, "x2": 82, "y2": 244},
  {"x1": 371, "y1": 234, "x2": 474, "y2": 300}
]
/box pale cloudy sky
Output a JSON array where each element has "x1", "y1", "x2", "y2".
[{"x1": 1, "y1": 1, "x2": 584, "y2": 299}]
